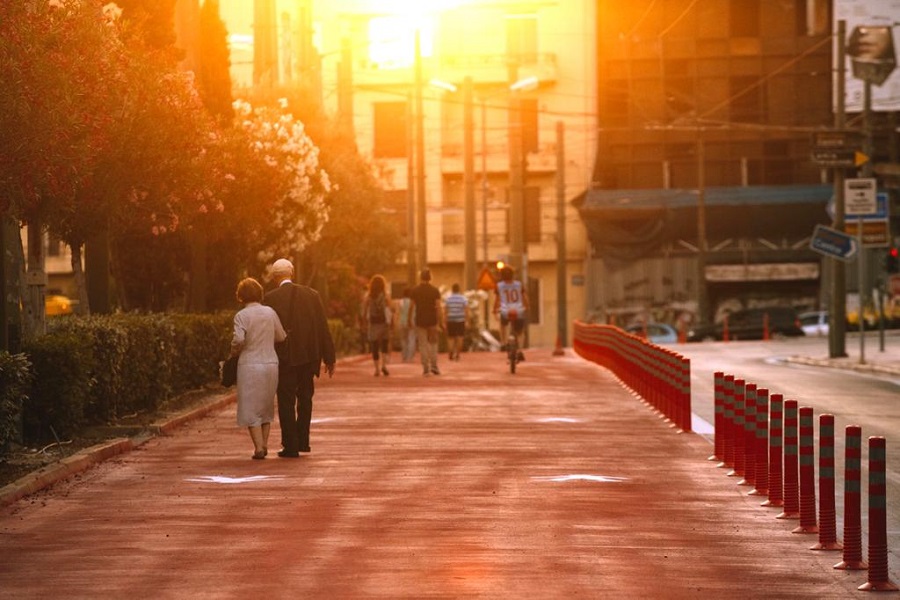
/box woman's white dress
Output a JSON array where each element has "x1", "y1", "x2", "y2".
[{"x1": 231, "y1": 302, "x2": 286, "y2": 427}]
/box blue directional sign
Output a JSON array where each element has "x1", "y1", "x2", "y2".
[{"x1": 810, "y1": 224, "x2": 858, "y2": 261}]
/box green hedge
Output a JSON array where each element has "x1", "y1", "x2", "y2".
[
  {"x1": 4, "y1": 313, "x2": 355, "y2": 448},
  {"x1": 0, "y1": 352, "x2": 31, "y2": 451}
]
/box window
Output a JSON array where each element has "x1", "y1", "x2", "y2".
[
  {"x1": 729, "y1": 76, "x2": 764, "y2": 123},
  {"x1": 506, "y1": 14, "x2": 538, "y2": 64},
  {"x1": 730, "y1": 1, "x2": 759, "y2": 37},
  {"x1": 373, "y1": 102, "x2": 408, "y2": 158},
  {"x1": 383, "y1": 190, "x2": 409, "y2": 238}
]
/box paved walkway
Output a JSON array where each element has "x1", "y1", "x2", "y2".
[{"x1": 0, "y1": 349, "x2": 878, "y2": 598}]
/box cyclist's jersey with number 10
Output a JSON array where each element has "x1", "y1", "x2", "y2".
[{"x1": 497, "y1": 280, "x2": 525, "y2": 317}]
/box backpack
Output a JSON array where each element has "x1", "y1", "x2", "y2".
[{"x1": 369, "y1": 294, "x2": 386, "y2": 324}]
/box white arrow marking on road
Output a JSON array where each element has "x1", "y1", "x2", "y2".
[
  {"x1": 185, "y1": 475, "x2": 286, "y2": 485},
  {"x1": 531, "y1": 474, "x2": 628, "y2": 484}
]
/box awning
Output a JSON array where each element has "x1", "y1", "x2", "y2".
[{"x1": 573, "y1": 184, "x2": 833, "y2": 260}]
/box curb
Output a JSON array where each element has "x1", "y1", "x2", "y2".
[
  {"x1": 784, "y1": 355, "x2": 900, "y2": 377},
  {"x1": 0, "y1": 391, "x2": 236, "y2": 509}
]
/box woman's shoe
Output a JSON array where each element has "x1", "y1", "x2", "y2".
[
  {"x1": 252, "y1": 450, "x2": 266, "y2": 460},
  {"x1": 381, "y1": 366, "x2": 389, "y2": 376}
]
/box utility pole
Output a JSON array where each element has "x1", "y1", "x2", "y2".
[
  {"x1": 406, "y1": 93, "x2": 417, "y2": 286},
  {"x1": 507, "y1": 62, "x2": 525, "y2": 280},
  {"x1": 414, "y1": 30, "x2": 427, "y2": 271},
  {"x1": 555, "y1": 121, "x2": 568, "y2": 349},
  {"x1": 830, "y1": 20, "x2": 848, "y2": 358},
  {"x1": 696, "y1": 135, "x2": 709, "y2": 325},
  {"x1": 463, "y1": 76, "x2": 476, "y2": 291}
]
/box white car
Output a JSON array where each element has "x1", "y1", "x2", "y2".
[{"x1": 798, "y1": 311, "x2": 828, "y2": 337}]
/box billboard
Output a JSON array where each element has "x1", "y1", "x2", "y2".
[{"x1": 835, "y1": 0, "x2": 900, "y2": 111}]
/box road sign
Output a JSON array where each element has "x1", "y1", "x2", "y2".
[
  {"x1": 844, "y1": 191, "x2": 891, "y2": 247},
  {"x1": 810, "y1": 130, "x2": 867, "y2": 167},
  {"x1": 810, "y1": 224, "x2": 858, "y2": 261},
  {"x1": 844, "y1": 178, "x2": 878, "y2": 215},
  {"x1": 476, "y1": 266, "x2": 496, "y2": 291}
]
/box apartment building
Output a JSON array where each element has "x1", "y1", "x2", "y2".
[
  {"x1": 580, "y1": 0, "x2": 840, "y2": 327},
  {"x1": 237, "y1": 1, "x2": 598, "y2": 347}
]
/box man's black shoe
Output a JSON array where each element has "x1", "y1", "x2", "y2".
[{"x1": 278, "y1": 450, "x2": 300, "y2": 458}]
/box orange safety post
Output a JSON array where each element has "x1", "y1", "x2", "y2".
[
  {"x1": 777, "y1": 400, "x2": 800, "y2": 520},
  {"x1": 761, "y1": 393, "x2": 784, "y2": 508},
  {"x1": 811, "y1": 414, "x2": 842, "y2": 551},
  {"x1": 835, "y1": 425, "x2": 867, "y2": 571},
  {"x1": 858, "y1": 437, "x2": 899, "y2": 591},
  {"x1": 763, "y1": 312, "x2": 770, "y2": 341},
  {"x1": 722, "y1": 314, "x2": 729, "y2": 342},
  {"x1": 729, "y1": 379, "x2": 746, "y2": 479},
  {"x1": 739, "y1": 383, "x2": 757, "y2": 488},
  {"x1": 722, "y1": 375, "x2": 736, "y2": 470},
  {"x1": 793, "y1": 406, "x2": 819, "y2": 534},
  {"x1": 750, "y1": 388, "x2": 769, "y2": 497},
  {"x1": 710, "y1": 372, "x2": 725, "y2": 462}
]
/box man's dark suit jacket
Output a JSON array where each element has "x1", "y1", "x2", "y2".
[{"x1": 264, "y1": 282, "x2": 336, "y2": 376}]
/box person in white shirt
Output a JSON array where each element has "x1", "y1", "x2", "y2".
[{"x1": 493, "y1": 266, "x2": 529, "y2": 362}]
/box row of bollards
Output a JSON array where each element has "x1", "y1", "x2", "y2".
[
  {"x1": 573, "y1": 322, "x2": 692, "y2": 432},
  {"x1": 711, "y1": 372, "x2": 897, "y2": 593}
]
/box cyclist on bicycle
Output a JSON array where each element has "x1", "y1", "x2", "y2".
[{"x1": 493, "y1": 265, "x2": 529, "y2": 362}]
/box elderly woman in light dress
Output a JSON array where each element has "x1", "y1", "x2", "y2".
[{"x1": 229, "y1": 277, "x2": 286, "y2": 459}]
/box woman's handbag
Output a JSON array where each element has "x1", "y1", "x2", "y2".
[{"x1": 221, "y1": 355, "x2": 238, "y2": 387}]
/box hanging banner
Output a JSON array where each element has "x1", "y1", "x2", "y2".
[{"x1": 835, "y1": 0, "x2": 900, "y2": 112}]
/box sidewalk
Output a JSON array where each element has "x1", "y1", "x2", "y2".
[
  {"x1": 784, "y1": 331, "x2": 900, "y2": 376},
  {"x1": 0, "y1": 350, "x2": 868, "y2": 598}
]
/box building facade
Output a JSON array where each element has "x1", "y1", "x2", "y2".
[
  {"x1": 232, "y1": 1, "x2": 598, "y2": 347},
  {"x1": 579, "y1": 0, "x2": 841, "y2": 327}
]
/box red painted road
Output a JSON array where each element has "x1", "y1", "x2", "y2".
[{"x1": 0, "y1": 350, "x2": 864, "y2": 598}]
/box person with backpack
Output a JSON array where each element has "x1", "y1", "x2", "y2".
[{"x1": 363, "y1": 274, "x2": 393, "y2": 376}]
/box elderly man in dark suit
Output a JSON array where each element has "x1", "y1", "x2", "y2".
[{"x1": 263, "y1": 258, "x2": 336, "y2": 457}]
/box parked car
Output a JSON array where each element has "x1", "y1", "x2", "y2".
[
  {"x1": 798, "y1": 310, "x2": 828, "y2": 337},
  {"x1": 686, "y1": 307, "x2": 804, "y2": 341},
  {"x1": 624, "y1": 322, "x2": 679, "y2": 344},
  {"x1": 45, "y1": 294, "x2": 73, "y2": 316}
]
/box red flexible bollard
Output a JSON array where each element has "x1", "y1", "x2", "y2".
[
  {"x1": 793, "y1": 406, "x2": 819, "y2": 534},
  {"x1": 709, "y1": 372, "x2": 725, "y2": 462},
  {"x1": 722, "y1": 375, "x2": 736, "y2": 469},
  {"x1": 739, "y1": 383, "x2": 757, "y2": 488},
  {"x1": 729, "y1": 379, "x2": 746, "y2": 479},
  {"x1": 777, "y1": 399, "x2": 800, "y2": 520},
  {"x1": 811, "y1": 414, "x2": 841, "y2": 550},
  {"x1": 750, "y1": 388, "x2": 768, "y2": 497},
  {"x1": 762, "y1": 393, "x2": 783, "y2": 508},
  {"x1": 835, "y1": 425, "x2": 867, "y2": 570},
  {"x1": 858, "y1": 437, "x2": 899, "y2": 591}
]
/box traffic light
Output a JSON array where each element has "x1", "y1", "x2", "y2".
[{"x1": 887, "y1": 247, "x2": 900, "y2": 274}]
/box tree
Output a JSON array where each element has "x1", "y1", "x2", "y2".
[
  {"x1": 243, "y1": 88, "x2": 404, "y2": 323},
  {"x1": 196, "y1": 0, "x2": 233, "y2": 125}
]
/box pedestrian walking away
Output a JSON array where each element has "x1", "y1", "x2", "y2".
[
  {"x1": 230, "y1": 277, "x2": 286, "y2": 459},
  {"x1": 363, "y1": 274, "x2": 393, "y2": 377},
  {"x1": 263, "y1": 258, "x2": 336, "y2": 457},
  {"x1": 409, "y1": 268, "x2": 443, "y2": 376},
  {"x1": 444, "y1": 283, "x2": 469, "y2": 361}
]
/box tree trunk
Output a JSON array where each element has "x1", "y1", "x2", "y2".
[
  {"x1": 85, "y1": 223, "x2": 111, "y2": 314},
  {"x1": 70, "y1": 242, "x2": 90, "y2": 315},
  {"x1": 22, "y1": 220, "x2": 46, "y2": 341}
]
